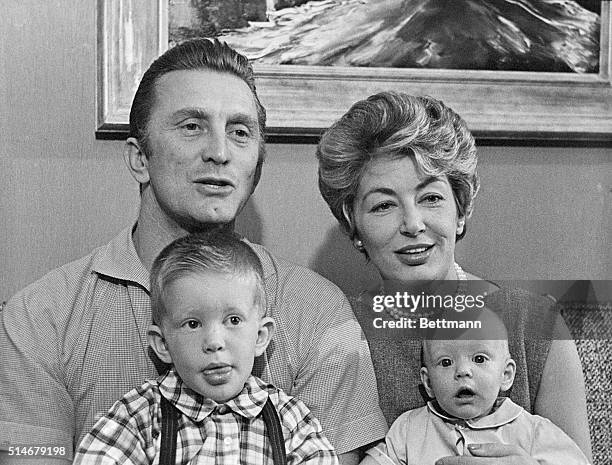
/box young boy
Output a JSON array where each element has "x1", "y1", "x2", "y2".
[
  {"x1": 363, "y1": 308, "x2": 590, "y2": 465},
  {"x1": 74, "y1": 232, "x2": 338, "y2": 465}
]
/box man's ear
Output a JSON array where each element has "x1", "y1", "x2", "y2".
[
  {"x1": 147, "y1": 324, "x2": 173, "y2": 364},
  {"x1": 124, "y1": 137, "x2": 150, "y2": 185},
  {"x1": 254, "y1": 317, "x2": 275, "y2": 357},
  {"x1": 420, "y1": 366, "x2": 435, "y2": 399},
  {"x1": 500, "y1": 358, "x2": 516, "y2": 392}
]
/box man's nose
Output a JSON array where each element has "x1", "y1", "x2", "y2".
[
  {"x1": 201, "y1": 129, "x2": 228, "y2": 164},
  {"x1": 202, "y1": 324, "x2": 225, "y2": 353}
]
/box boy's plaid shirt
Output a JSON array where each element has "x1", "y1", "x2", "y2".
[{"x1": 74, "y1": 369, "x2": 339, "y2": 464}]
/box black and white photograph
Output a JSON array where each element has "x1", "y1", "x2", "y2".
[{"x1": 1, "y1": 1, "x2": 611, "y2": 464}]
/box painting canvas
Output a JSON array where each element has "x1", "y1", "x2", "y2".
[
  {"x1": 97, "y1": 0, "x2": 612, "y2": 143},
  {"x1": 170, "y1": 0, "x2": 601, "y2": 73}
]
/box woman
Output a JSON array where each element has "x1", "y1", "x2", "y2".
[{"x1": 316, "y1": 92, "x2": 591, "y2": 464}]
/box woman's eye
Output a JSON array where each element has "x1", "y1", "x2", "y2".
[
  {"x1": 474, "y1": 355, "x2": 487, "y2": 363},
  {"x1": 185, "y1": 320, "x2": 200, "y2": 329},
  {"x1": 371, "y1": 201, "x2": 394, "y2": 213},
  {"x1": 421, "y1": 194, "x2": 443, "y2": 204},
  {"x1": 440, "y1": 359, "x2": 452, "y2": 367}
]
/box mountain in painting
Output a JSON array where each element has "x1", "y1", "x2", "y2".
[{"x1": 213, "y1": 0, "x2": 599, "y2": 72}]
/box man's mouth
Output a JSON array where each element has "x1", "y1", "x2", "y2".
[{"x1": 195, "y1": 177, "x2": 234, "y2": 188}]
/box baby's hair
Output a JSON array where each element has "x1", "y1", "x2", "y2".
[
  {"x1": 150, "y1": 231, "x2": 266, "y2": 325},
  {"x1": 421, "y1": 307, "x2": 511, "y2": 367}
]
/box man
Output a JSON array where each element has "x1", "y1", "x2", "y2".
[{"x1": 0, "y1": 39, "x2": 387, "y2": 464}]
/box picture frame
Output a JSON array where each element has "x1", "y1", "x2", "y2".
[{"x1": 96, "y1": 0, "x2": 612, "y2": 144}]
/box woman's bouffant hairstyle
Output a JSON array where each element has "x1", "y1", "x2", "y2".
[
  {"x1": 317, "y1": 91, "x2": 479, "y2": 243},
  {"x1": 150, "y1": 231, "x2": 266, "y2": 325}
]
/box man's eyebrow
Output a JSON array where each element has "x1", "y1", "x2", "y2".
[
  {"x1": 170, "y1": 107, "x2": 208, "y2": 120},
  {"x1": 169, "y1": 107, "x2": 258, "y2": 128},
  {"x1": 227, "y1": 112, "x2": 259, "y2": 129}
]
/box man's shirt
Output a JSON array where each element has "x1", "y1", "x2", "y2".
[
  {"x1": 74, "y1": 369, "x2": 338, "y2": 465},
  {"x1": 0, "y1": 227, "x2": 387, "y2": 460}
]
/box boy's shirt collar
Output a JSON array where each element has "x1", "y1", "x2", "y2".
[
  {"x1": 427, "y1": 397, "x2": 523, "y2": 429},
  {"x1": 158, "y1": 368, "x2": 271, "y2": 423}
]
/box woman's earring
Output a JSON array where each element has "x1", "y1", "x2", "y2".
[
  {"x1": 353, "y1": 239, "x2": 365, "y2": 252},
  {"x1": 457, "y1": 219, "x2": 465, "y2": 235}
]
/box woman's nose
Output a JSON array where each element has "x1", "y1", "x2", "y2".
[{"x1": 399, "y1": 206, "x2": 426, "y2": 236}]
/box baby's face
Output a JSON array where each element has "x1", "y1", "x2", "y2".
[
  {"x1": 421, "y1": 339, "x2": 514, "y2": 420},
  {"x1": 159, "y1": 272, "x2": 268, "y2": 402}
]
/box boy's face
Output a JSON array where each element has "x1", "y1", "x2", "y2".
[
  {"x1": 150, "y1": 271, "x2": 273, "y2": 402},
  {"x1": 420, "y1": 339, "x2": 515, "y2": 420}
]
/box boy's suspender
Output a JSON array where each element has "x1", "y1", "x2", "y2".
[
  {"x1": 159, "y1": 395, "x2": 179, "y2": 465},
  {"x1": 158, "y1": 394, "x2": 287, "y2": 465}
]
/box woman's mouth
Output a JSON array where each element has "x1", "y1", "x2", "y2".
[{"x1": 395, "y1": 244, "x2": 434, "y2": 265}]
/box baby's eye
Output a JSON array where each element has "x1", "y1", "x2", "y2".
[
  {"x1": 185, "y1": 320, "x2": 201, "y2": 330},
  {"x1": 228, "y1": 316, "x2": 242, "y2": 326},
  {"x1": 473, "y1": 355, "x2": 487, "y2": 364},
  {"x1": 440, "y1": 358, "x2": 452, "y2": 367}
]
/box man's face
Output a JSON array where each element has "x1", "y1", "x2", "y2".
[{"x1": 140, "y1": 69, "x2": 261, "y2": 231}]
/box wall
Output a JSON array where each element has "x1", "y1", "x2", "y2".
[{"x1": 1, "y1": 1, "x2": 611, "y2": 302}]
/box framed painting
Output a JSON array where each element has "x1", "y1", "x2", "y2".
[{"x1": 97, "y1": 0, "x2": 612, "y2": 144}]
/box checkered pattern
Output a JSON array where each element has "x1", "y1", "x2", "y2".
[
  {"x1": 0, "y1": 227, "x2": 387, "y2": 459},
  {"x1": 74, "y1": 369, "x2": 338, "y2": 465}
]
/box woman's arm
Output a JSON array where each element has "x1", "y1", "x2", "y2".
[{"x1": 533, "y1": 315, "x2": 592, "y2": 462}]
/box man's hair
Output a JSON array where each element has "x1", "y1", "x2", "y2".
[
  {"x1": 129, "y1": 38, "x2": 267, "y2": 183},
  {"x1": 150, "y1": 231, "x2": 266, "y2": 324}
]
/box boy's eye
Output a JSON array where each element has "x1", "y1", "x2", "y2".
[
  {"x1": 474, "y1": 355, "x2": 487, "y2": 363},
  {"x1": 185, "y1": 320, "x2": 200, "y2": 329},
  {"x1": 440, "y1": 358, "x2": 452, "y2": 367}
]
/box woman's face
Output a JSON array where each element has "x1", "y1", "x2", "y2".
[{"x1": 351, "y1": 155, "x2": 464, "y2": 285}]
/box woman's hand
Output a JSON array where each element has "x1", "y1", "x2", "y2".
[{"x1": 434, "y1": 443, "x2": 539, "y2": 465}]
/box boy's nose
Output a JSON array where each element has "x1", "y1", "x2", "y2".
[{"x1": 203, "y1": 326, "x2": 225, "y2": 352}]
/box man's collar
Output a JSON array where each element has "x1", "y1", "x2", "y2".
[
  {"x1": 91, "y1": 225, "x2": 150, "y2": 291},
  {"x1": 427, "y1": 397, "x2": 523, "y2": 429},
  {"x1": 158, "y1": 368, "x2": 271, "y2": 423}
]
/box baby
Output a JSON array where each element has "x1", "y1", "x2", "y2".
[
  {"x1": 74, "y1": 231, "x2": 338, "y2": 464},
  {"x1": 364, "y1": 308, "x2": 590, "y2": 465}
]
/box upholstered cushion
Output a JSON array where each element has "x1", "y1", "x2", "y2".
[{"x1": 561, "y1": 304, "x2": 612, "y2": 465}]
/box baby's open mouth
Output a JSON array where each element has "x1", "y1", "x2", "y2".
[{"x1": 455, "y1": 388, "x2": 476, "y2": 398}]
